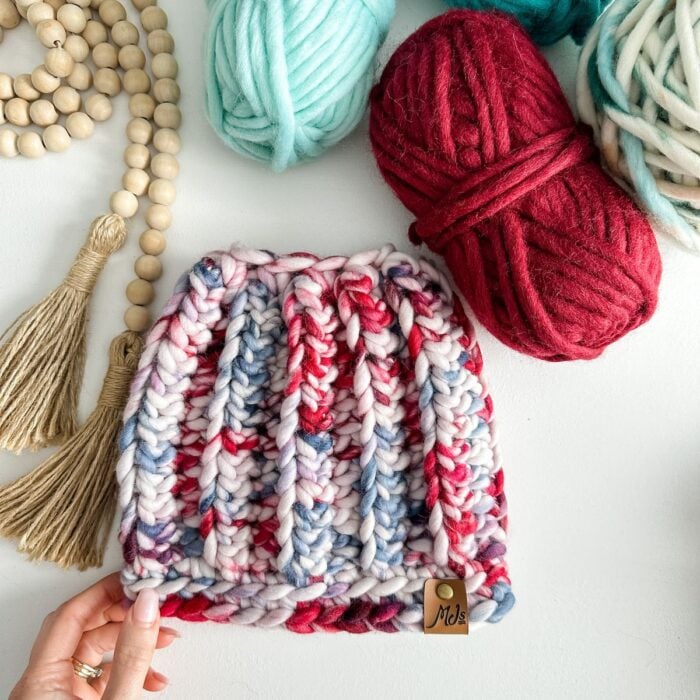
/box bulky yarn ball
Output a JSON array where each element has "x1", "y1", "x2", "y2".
[
  {"x1": 578, "y1": 0, "x2": 700, "y2": 253},
  {"x1": 205, "y1": 0, "x2": 395, "y2": 171},
  {"x1": 118, "y1": 245, "x2": 514, "y2": 632},
  {"x1": 444, "y1": 0, "x2": 608, "y2": 45},
  {"x1": 370, "y1": 10, "x2": 662, "y2": 362}
]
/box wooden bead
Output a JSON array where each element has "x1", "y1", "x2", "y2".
[
  {"x1": 15, "y1": 0, "x2": 38, "y2": 19},
  {"x1": 145, "y1": 203, "x2": 171, "y2": 230},
  {"x1": 0, "y1": 73, "x2": 12, "y2": 100},
  {"x1": 126, "y1": 278, "x2": 155, "y2": 305},
  {"x1": 67, "y1": 62, "x2": 91, "y2": 90},
  {"x1": 118, "y1": 44, "x2": 145, "y2": 69},
  {"x1": 0, "y1": 128, "x2": 18, "y2": 157},
  {"x1": 123, "y1": 68, "x2": 150, "y2": 95},
  {"x1": 111, "y1": 19, "x2": 138, "y2": 46},
  {"x1": 85, "y1": 92, "x2": 111, "y2": 121},
  {"x1": 64, "y1": 34, "x2": 89, "y2": 61},
  {"x1": 134, "y1": 254, "x2": 162, "y2": 281},
  {"x1": 36, "y1": 19, "x2": 66, "y2": 48},
  {"x1": 139, "y1": 228, "x2": 166, "y2": 255},
  {"x1": 53, "y1": 85, "x2": 80, "y2": 113},
  {"x1": 17, "y1": 131, "x2": 46, "y2": 158},
  {"x1": 65, "y1": 110, "x2": 93, "y2": 138},
  {"x1": 31, "y1": 66, "x2": 61, "y2": 94},
  {"x1": 147, "y1": 29, "x2": 173, "y2": 55},
  {"x1": 56, "y1": 2, "x2": 86, "y2": 32},
  {"x1": 126, "y1": 117, "x2": 152, "y2": 145},
  {"x1": 124, "y1": 305, "x2": 151, "y2": 333},
  {"x1": 154, "y1": 102, "x2": 180, "y2": 129},
  {"x1": 45, "y1": 47, "x2": 74, "y2": 77},
  {"x1": 148, "y1": 178, "x2": 175, "y2": 205},
  {"x1": 152, "y1": 52, "x2": 177, "y2": 79},
  {"x1": 27, "y1": 2, "x2": 55, "y2": 27},
  {"x1": 124, "y1": 142, "x2": 149, "y2": 168},
  {"x1": 42, "y1": 122, "x2": 70, "y2": 151},
  {"x1": 132, "y1": 0, "x2": 155, "y2": 10},
  {"x1": 5, "y1": 98, "x2": 30, "y2": 126},
  {"x1": 14, "y1": 74, "x2": 40, "y2": 101},
  {"x1": 92, "y1": 41, "x2": 117, "y2": 68},
  {"x1": 128, "y1": 92, "x2": 155, "y2": 119},
  {"x1": 110, "y1": 189, "x2": 138, "y2": 218},
  {"x1": 154, "y1": 78, "x2": 179, "y2": 104},
  {"x1": 153, "y1": 127, "x2": 180, "y2": 154},
  {"x1": 150, "y1": 152, "x2": 178, "y2": 180},
  {"x1": 122, "y1": 167, "x2": 149, "y2": 195},
  {"x1": 82, "y1": 19, "x2": 107, "y2": 47},
  {"x1": 0, "y1": 0, "x2": 21, "y2": 28},
  {"x1": 140, "y1": 5, "x2": 166, "y2": 31},
  {"x1": 29, "y1": 98, "x2": 58, "y2": 126},
  {"x1": 93, "y1": 67, "x2": 121, "y2": 96},
  {"x1": 98, "y1": 0, "x2": 125, "y2": 26}
]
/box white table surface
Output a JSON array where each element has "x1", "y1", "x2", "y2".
[{"x1": 1, "y1": 2, "x2": 699, "y2": 698}]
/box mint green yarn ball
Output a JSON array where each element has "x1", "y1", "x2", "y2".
[{"x1": 205, "y1": 0, "x2": 395, "y2": 171}]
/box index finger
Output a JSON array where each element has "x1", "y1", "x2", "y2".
[{"x1": 30, "y1": 573, "x2": 125, "y2": 664}]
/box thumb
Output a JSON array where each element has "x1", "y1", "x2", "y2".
[{"x1": 103, "y1": 589, "x2": 161, "y2": 700}]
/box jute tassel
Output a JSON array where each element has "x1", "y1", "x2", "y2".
[
  {"x1": 0, "y1": 331, "x2": 143, "y2": 570},
  {"x1": 0, "y1": 214, "x2": 127, "y2": 454}
]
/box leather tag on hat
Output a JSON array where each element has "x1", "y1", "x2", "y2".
[{"x1": 423, "y1": 579, "x2": 469, "y2": 635}]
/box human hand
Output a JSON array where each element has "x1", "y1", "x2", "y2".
[{"x1": 10, "y1": 573, "x2": 179, "y2": 700}]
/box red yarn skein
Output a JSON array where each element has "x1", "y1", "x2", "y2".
[{"x1": 370, "y1": 10, "x2": 661, "y2": 361}]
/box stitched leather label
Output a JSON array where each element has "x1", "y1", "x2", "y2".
[{"x1": 423, "y1": 579, "x2": 469, "y2": 635}]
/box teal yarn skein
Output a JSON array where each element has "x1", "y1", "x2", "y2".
[
  {"x1": 444, "y1": 0, "x2": 608, "y2": 45},
  {"x1": 205, "y1": 0, "x2": 395, "y2": 171}
]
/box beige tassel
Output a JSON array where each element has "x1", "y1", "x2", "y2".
[
  {"x1": 0, "y1": 331, "x2": 143, "y2": 570},
  {"x1": 0, "y1": 214, "x2": 127, "y2": 454}
]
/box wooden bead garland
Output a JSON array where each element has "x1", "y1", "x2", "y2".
[
  {"x1": 0, "y1": 0, "x2": 180, "y2": 570},
  {"x1": 0, "y1": 0, "x2": 180, "y2": 332}
]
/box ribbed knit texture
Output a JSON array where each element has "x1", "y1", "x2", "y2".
[
  {"x1": 118, "y1": 246, "x2": 514, "y2": 632},
  {"x1": 577, "y1": 0, "x2": 700, "y2": 253},
  {"x1": 205, "y1": 0, "x2": 395, "y2": 171},
  {"x1": 445, "y1": 0, "x2": 608, "y2": 45},
  {"x1": 370, "y1": 10, "x2": 662, "y2": 362}
]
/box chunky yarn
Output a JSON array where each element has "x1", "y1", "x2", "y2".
[
  {"x1": 205, "y1": 0, "x2": 395, "y2": 171},
  {"x1": 445, "y1": 0, "x2": 608, "y2": 45},
  {"x1": 578, "y1": 0, "x2": 700, "y2": 253},
  {"x1": 118, "y1": 246, "x2": 514, "y2": 632},
  {"x1": 370, "y1": 10, "x2": 662, "y2": 362}
]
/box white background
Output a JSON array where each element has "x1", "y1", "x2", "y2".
[{"x1": 1, "y1": 1, "x2": 699, "y2": 698}]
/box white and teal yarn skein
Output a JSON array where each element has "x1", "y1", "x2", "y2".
[
  {"x1": 578, "y1": 0, "x2": 700, "y2": 253},
  {"x1": 205, "y1": 0, "x2": 395, "y2": 171}
]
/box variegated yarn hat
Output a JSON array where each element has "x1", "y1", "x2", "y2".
[{"x1": 118, "y1": 245, "x2": 514, "y2": 633}]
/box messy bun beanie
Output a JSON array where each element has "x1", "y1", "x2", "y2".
[
  {"x1": 205, "y1": 0, "x2": 395, "y2": 171},
  {"x1": 118, "y1": 246, "x2": 514, "y2": 632},
  {"x1": 444, "y1": 0, "x2": 608, "y2": 45},
  {"x1": 370, "y1": 10, "x2": 662, "y2": 362}
]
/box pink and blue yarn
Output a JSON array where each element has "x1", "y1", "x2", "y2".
[{"x1": 117, "y1": 246, "x2": 514, "y2": 633}]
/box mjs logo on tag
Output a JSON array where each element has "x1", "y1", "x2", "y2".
[{"x1": 423, "y1": 579, "x2": 469, "y2": 635}]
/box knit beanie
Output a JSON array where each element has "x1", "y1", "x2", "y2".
[{"x1": 118, "y1": 246, "x2": 514, "y2": 632}]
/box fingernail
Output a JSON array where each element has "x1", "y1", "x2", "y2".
[
  {"x1": 152, "y1": 671, "x2": 169, "y2": 685},
  {"x1": 133, "y1": 589, "x2": 160, "y2": 626},
  {"x1": 160, "y1": 626, "x2": 181, "y2": 638}
]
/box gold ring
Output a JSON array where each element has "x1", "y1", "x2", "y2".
[{"x1": 71, "y1": 657, "x2": 104, "y2": 681}]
